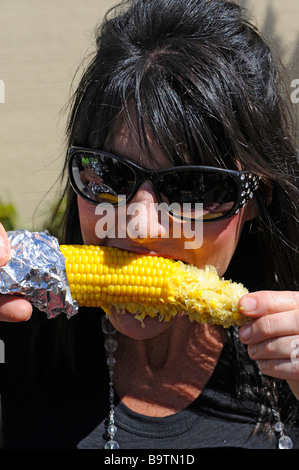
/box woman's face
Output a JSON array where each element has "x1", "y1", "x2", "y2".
[{"x1": 77, "y1": 119, "x2": 252, "y2": 339}]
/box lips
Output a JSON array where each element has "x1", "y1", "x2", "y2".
[{"x1": 104, "y1": 243, "x2": 188, "y2": 264}]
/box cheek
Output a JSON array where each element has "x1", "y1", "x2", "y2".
[
  {"x1": 197, "y1": 214, "x2": 244, "y2": 275},
  {"x1": 77, "y1": 197, "x2": 99, "y2": 245}
]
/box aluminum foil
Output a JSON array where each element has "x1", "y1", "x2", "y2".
[{"x1": 0, "y1": 230, "x2": 78, "y2": 318}]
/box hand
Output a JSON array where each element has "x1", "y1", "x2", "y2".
[
  {"x1": 0, "y1": 223, "x2": 32, "y2": 322},
  {"x1": 239, "y1": 291, "x2": 299, "y2": 400}
]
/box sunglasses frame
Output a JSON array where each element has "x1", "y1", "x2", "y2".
[{"x1": 67, "y1": 146, "x2": 260, "y2": 222}]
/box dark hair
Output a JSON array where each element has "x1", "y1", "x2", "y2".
[{"x1": 51, "y1": 0, "x2": 299, "y2": 434}]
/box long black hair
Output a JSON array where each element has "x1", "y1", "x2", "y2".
[
  {"x1": 60, "y1": 0, "x2": 298, "y2": 286},
  {"x1": 50, "y1": 0, "x2": 299, "y2": 433}
]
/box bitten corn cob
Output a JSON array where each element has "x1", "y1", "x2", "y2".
[{"x1": 60, "y1": 245, "x2": 248, "y2": 328}]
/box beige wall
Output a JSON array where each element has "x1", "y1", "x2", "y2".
[
  {"x1": 0, "y1": 0, "x2": 298, "y2": 229},
  {"x1": 0, "y1": 0, "x2": 118, "y2": 229}
]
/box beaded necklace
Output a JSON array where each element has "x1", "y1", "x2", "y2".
[{"x1": 101, "y1": 315, "x2": 293, "y2": 450}]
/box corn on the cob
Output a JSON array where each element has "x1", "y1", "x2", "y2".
[{"x1": 60, "y1": 245, "x2": 248, "y2": 328}]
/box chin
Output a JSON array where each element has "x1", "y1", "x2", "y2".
[{"x1": 107, "y1": 307, "x2": 173, "y2": 340}]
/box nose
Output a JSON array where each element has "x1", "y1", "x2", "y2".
[{"x1": 124, "y1": 180, "x2": 169, "y2": 242}]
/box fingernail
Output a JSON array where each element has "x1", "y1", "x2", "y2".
[
  {"x1": 240, "y1": 296, "x2": 257, "y2": 313},
  {"x1": 258, "y1": 360, "x2": 266, "y2": 371},
  {"x1": 239, "y1": 324, "x2": 252, "y2": 341}
]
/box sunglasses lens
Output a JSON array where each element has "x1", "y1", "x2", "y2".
[
  {"x1": 157, "y1": 170, "x2": 237, "y2": 220},
  {"x1": 70, "y1": 150, "x2": 241, "y2": 221},
  {"x1": 70, "y1": 152, "x2": 136, "y2": 204}
]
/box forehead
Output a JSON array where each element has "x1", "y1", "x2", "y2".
[{"x1": 104, "y1": 114, "x2": 171, "y2": 169}]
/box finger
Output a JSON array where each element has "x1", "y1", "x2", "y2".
[
  {"x1": 0, "y1": 222, "x2": 11, "y2": 267},
  {"x1": 247, "y1": 335, "x2": 299, "y2": 361},
  {"x1": 287, "y1": 379, "x2": 299, "y2": 400},
  {"x1": 239, "y1": 291, "x2": 299, "y2": 317},
  {"x1": 0, "y1": 295, "x2": 33, "y2": 322},
  {"x1": 257, "y1": 357, "x2": 299, "y2": 383},
  {"x1": 239, "y1": 310, "x2": 299, "y2": 344}
]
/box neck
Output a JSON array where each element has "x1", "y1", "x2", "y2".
[{"x1": 113, "y1": 317, "x2": 225, "y2": 417}]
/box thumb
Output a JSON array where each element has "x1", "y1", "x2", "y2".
[{"x1": 0, "y1": 222, "x2": 11, "y2": 267}]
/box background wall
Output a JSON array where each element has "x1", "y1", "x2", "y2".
[{"x1": 0, "y1": 0, "x2": 298, "y2": 230}]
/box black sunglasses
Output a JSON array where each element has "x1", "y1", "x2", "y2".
[{"x1": 68, "y1": 146, "x2": 260, "y2": 222}]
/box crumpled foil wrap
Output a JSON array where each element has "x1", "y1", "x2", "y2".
[{"x1": 0, "y1": 230, "x2": 78, "y2": 318}]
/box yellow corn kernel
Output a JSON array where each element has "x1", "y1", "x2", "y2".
[{"x1": 60, "y1": 245, "x2": 249, "y2": 328}]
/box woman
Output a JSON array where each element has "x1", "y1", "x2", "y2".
[{"x1": 0, "y1": 0, "x2": 298, "y2": 449}]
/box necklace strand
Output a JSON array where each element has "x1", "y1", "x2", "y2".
[
  {"x1": 102, "y1": 315, "x2": 120, "y2": 449},
  {"x1": 101, "y1": 315, "x2": 293, "y2": 449}
]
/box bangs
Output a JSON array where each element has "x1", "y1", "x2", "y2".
[
  {"x1": 68, "y1": 0, "x2": 283, "y2": 178},
  {"x1": 99, "y1": 44, "x2": 252, "y2": 171}
]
